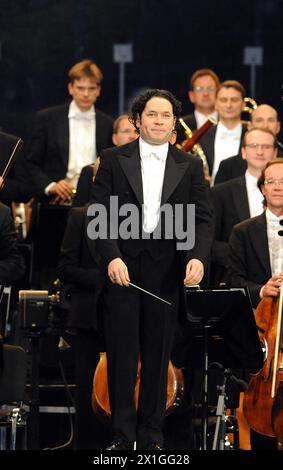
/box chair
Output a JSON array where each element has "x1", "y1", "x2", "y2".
[{"x1": 0, "y1": 344, "x2": 27, "y2": 449}]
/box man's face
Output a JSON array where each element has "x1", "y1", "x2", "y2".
[
  {"x1": 68, "y1": 77, "x2": 101, "y2": 112},
  {"x1": 250, "y1": 105, "x2": 280, "y2": 136},
  {"x1": 112, "y1": 118, "x2": 138, "y2": 146},
  {"x1": 137, "y1": 97, "x2": 176, "y2": 145},
  {"x1": 188, "y1": 75, "x2": 217, "y2": 113},
  {"x1": 215, "y1": 87, "x2": 244, "y2": 122},
  {"x1": 261, "y1": 163, "x2": 283, "y2": 211},
  {"x1": 242, "y1": 130, "x2": 277, "y2": 172}
]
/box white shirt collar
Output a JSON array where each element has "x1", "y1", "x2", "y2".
[
  {"x1": 217, "y1": 121, "x2": 242, "y2": 139},
  {"x1": 245, "y1": 170, "x2": 259, "y2": 190},
  {"x1": 266, "y1": 207, "x2": 283, "y2": 224},
  {"x1": 139, "y1": 137, "x2": 168, "y2": 162},
  {"x1": 68, "y1": 100, "x2": 95, "y2": 119},
  {"x1": 194, "y1": 110, "x2": 218, "y2": 129}
]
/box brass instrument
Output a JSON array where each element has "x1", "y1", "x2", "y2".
[
  {"x1": 177, "y1": 117, "x2": 217, "y2": 180},
  {"x1": 242, "y1": 97, "x2": 258, "y2": 125}
]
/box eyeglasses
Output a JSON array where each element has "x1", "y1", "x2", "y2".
[
  {"x1": 264, "y1": 178, "x2": 283, "y2": 186},
  {"x1": 193, "y1": 86, "x2": 216, "y2": 93},
  {"x1": 245, "y1": 143, "x2": 275, "y2": 151}
]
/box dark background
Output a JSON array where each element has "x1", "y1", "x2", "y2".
[{"x1": 0, "y1": 0, "x2": 282, "y2": 141}]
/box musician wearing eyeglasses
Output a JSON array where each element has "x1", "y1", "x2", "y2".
[
  {"x1": 26, "y1": 59, "x2": 113, "y2": 203},
  {"x1": 215, "y1": 104, "x2": 283, "y2": 184},
  {"x1": 228, "y1": 158, "x2": 283, "y2": 450},
  {"x1": 210, "y1": 128, "x2": 277, "y2": 286},
  {"x1": 177, "y1": 68, "x2": 219, "y2": 144}
]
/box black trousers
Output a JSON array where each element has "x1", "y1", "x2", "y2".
[
  {"x1": 75, "y1": 329, "x2": 109, "y2": 449},
  {"x1": 103, "y1": 247, "x2": 179, "y2": 448}
]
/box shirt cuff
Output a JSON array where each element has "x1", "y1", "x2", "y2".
[{"x1": 45, "y1": 182, "x2": 56, "y2": 195}]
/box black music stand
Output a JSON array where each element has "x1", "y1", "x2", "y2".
[{"x1": 186, "y1": 287, "x2": 263, "y2": 450}]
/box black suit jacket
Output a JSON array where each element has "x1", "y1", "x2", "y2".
[
  {"x1": 89, "y1": 139, "x2": 213, "y2": 279},
  {"x1": 228, "y1": 213, "x2": 271, "y2": 307},
  {"x1": 210, "y1": 176, "x2": 251, "y2": 285},
  {"x1": 0, "y1": 131, "x2": 34, "y2": 203},
  {"x1": 199, "y1": 124, "x2": 246, "y2": 176},
  {"x1": 0, "y1": 203, "x2": 25, "y2": 283},
  {"x1": 72, "y1": 164, "x2": 94, "y2": 207},
  {"x1": 27, "y1": 103, "x2": 113, "y2": 196},
  {"x1": 58, "y1": 206, "x2": 103, "y2": 330},
  {"x1": 214, "y1": 154, "x2": 247, "y2": 184}
]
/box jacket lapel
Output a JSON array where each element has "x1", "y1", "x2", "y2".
[
  {"x1": 250, "y1": 213, "x2": 271, "y2": 277},
  {"x1": 161, "y1": 145, "x2": 190, "y2": 204},
  {"x1": 117, "y1": 140, "x2": 143, "y2": 206},
  {"x1": 231, "y1": 176, "x2": 250, "y2": 220},
  {"x1": 57, "y1": 105, "x2": 69, "y2": 167}
]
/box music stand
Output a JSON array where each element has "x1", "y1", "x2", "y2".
[{"x1": 186, "y1": 287, "x2": 263, "y2": 450}]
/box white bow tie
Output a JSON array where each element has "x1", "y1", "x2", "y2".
[
  {"x1": 220, "y1": 131, "x2": 239, "y2": 140},
  {"x1": 143, "y1": 151, "x2": 166, "y2": 162},
  {"x1": 72, "y1": 110, "x2": 94, "y2": 121}
]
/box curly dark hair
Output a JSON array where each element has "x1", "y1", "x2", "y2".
[{"x1": 129, "y1": 89, "x2": 182, "y2": 131}]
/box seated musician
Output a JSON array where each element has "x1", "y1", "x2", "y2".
[
  {"x1": 0, "y1": 202, "x2": 25, "y2": 284},
  {"x1": 0, "y1": 130, "x2": 34, "y2": 206},
  {"x1": 228, "y1": 158, "x2": 283, "y2": 449},
  {"x1": 58, "y1": 204, "x2": 108, "y2": 449}
]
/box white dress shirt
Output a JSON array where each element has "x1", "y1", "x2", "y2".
[
  {"x1": 212, "y1": 122, "x2": 242, "y2": 185},
  {"x1": 67, "y1": 100, "x2": 96, "y2": 187},
  {"x1": 245, "y1": 170, "x2": 264, "y2": 218},
  {"x1": 266, "y1": 208, "x2": 283, "y2": 275},
  {"x1": 194, "y1": 110, "x2": 218, "y2": 129},
  {"x1": 139, "y1": 138, "x2": 168, "y2": 233}
]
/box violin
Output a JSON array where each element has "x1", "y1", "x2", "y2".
[
  {"x1": 91, "y1": 352, "x2": 184, "y2": 425},
  {"x1": 243, "y1": 286, "x2": 283, "y2": 449}
]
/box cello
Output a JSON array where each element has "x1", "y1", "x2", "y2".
[
  {"x1": 92, "y1": 353, "x2": 184, "y2": 424},
  {"x1": 243, "y1": 285, "x2": 283, "y2": 449}
]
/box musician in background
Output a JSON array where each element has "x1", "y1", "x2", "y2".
[
  {"x1": 27, "y1": 59, "x2": 113, "y2": 203},
  {"x1": 211, "y1": 128, "x2": 277, "y2": 286},
  {"x1": 199, "y1": 80, "x2": 246, "y2": 185},
  {"x1": 0, "y1": 131, "x2": 33, "y2": 206},
  {"x1": 228, "y1": 158, "x2": 283, "y2": 449},
  {"x1": 58, "y1": 204, "x2": 108, "y2": 449},
  {"x1": 215, "y1": 104, "x2": 283, "y2": 184},
  {"x1": 0, "y1": 202, "x2": 25, "y2": 284},
  {"x1": 177, "y1": 68, "x2": 219, "y2": 144}
]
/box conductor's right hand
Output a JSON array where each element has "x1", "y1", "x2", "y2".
[
  {"x1": 49, "y1": 179, "x2": 73, "y2": 201},
  {"x1": 108, "y1": 257, "x2": 130, "y2": 287}
]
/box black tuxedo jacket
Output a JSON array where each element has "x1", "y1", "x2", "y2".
[
  {"x1": 0, "y1": 131, "x2": 34, "y2": 203},
  {"x1": 228, "y1": 213, "x2": 271, "y2": 307},
  {"x1": 0, "y1": 203, "x2": 25, "y2": 283},
  {"x1": 210, "y1": 176, "x2": 251, "y2": 285},
  {"x1": 214, "y1": 154, "x2": 247, "y2": 184},
  {"x1": 27, "y1": 103, "x2": 113, "y2": 196},
  {"x1": 72, "y1": 164, "x2": 94, "y2": 207},
  {"x1": 199, "y1": 124, "x2": 246, "y2": 176},
  {"x1": 58, "y1": 206, "x2": 103, "y2": 330},
  {"x1": 89, "y1": 139, "x2": 214, "y2": 275}
]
